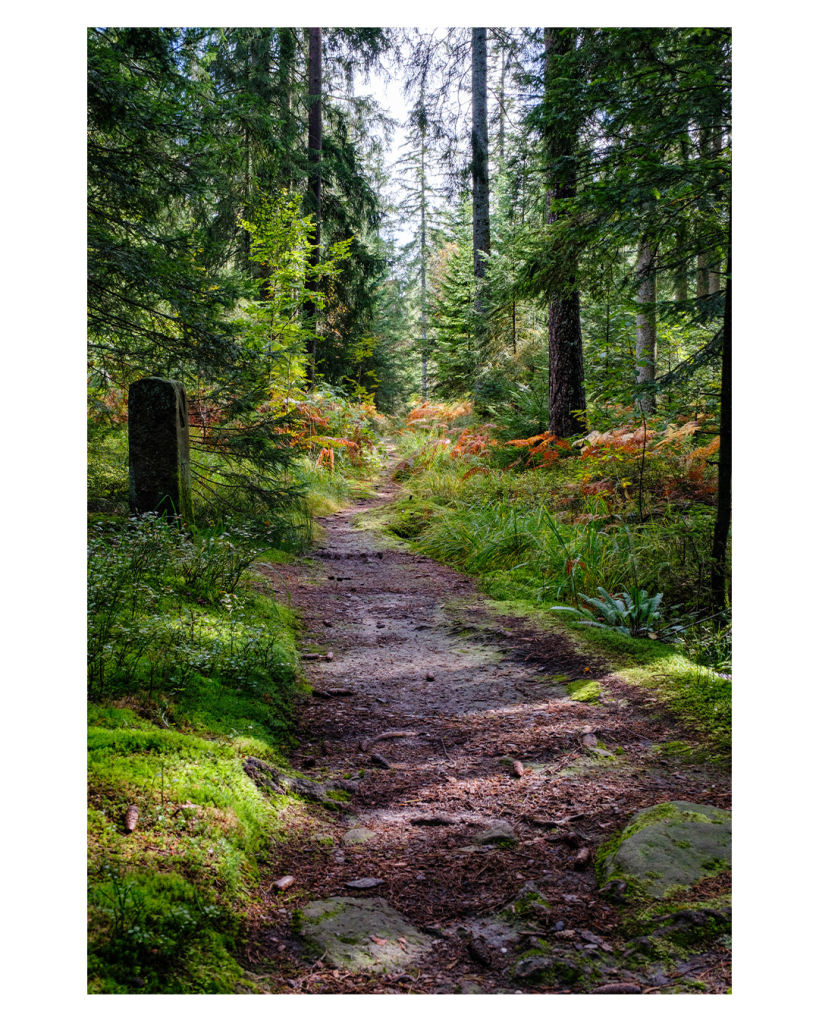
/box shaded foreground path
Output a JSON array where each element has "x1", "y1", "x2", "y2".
[{"x1": 246, "y1": 460, "x2": 731, "y2": 994}]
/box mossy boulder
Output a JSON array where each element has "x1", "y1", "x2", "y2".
[
  {"x1": 294, "y1": 897, "x2": 433, "y2": 974},
  {"x1": 512, "y1": 950, "x2": 603, "y2": 989},
  {"x1": 597, "y1": 801, "x2": 731, "y2": 898}
]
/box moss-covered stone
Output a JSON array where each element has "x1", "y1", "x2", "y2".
[
  {"x1": 511, "y1": 949, "x2": 603, "y2": 990},
  {"x1": 566, "y1": 679, "x2": 601, "y2": 703},
  {"x1": 597, "y1": 801, "x2": 731, "y2": 898},
  {"x1": 294, "y1": 897, "x2": 433, "y2": 974}
]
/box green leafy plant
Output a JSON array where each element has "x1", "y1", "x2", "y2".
[{"x1": 554, "y1": 586, "x2": 664, "y2": 637}]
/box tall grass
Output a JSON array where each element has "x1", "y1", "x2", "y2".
[{"x1": 391, "y1": 446, "x2": 718, "y2": 617}]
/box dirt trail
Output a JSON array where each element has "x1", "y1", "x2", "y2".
[{"x1": 246, "y1": 458, "x2": 731, "y2": 994}]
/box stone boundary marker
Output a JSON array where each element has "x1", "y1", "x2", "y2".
[{"x1": 128, "y1": 377, "x2": 192, "y2": 520}]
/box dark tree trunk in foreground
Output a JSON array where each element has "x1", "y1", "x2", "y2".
[
  {"x1": 305, "y1": 27, "x2": 322, "y2": 385},
  {"x1": 710, "y1": 213, "x2": 731, "y2": 611},
  {"x1": 635, "y1": 239, "x2": 658, "y2": 416},
  {"x1": 472, "y1": 28, "x2": 490, "y2": 309},
  {"x1": 545, "y1": 28, "x2": 585, "y2": 437}
]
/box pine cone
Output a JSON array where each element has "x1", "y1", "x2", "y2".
[{"x1": 124, "y1": 804, "x2": 139, "y2": 833}]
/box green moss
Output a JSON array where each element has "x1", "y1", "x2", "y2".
[
  {"x1": 87, "y1": 867, "x2": 244, "y2": 993},
  {"x1": 566, "y1": 679, "x2": 601, "y2": 702}
]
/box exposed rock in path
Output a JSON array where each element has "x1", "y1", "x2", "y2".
[
  {"x1": 598, "y1": 801, "x2": 731, "y2": 898},
  {"x1": 342, "y1": 827, "x2": 377, "y2": 846},
  {"x1": 295, "y1": 897, "x2": 433, "y2": 973},
  {"x1": 475, "y1": 820, "x2": 516, "y2": 846}
]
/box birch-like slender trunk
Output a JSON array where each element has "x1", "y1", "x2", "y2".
[
  {"x1": 472, "y1": 29, "x2": 490, "y2": 311},
  {"x1": 305, "y1": 27, "x2": 322, "y2": 385},
  {"x1": 420, "y1": 109, "x2": 429, "y2": 400}
]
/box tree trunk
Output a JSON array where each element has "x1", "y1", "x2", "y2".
[
  {"x1": 305, "y1": 27, "x2": 322, "y2": 386},
  {"x1": 635, "y1": 239, "x2": 657, "y2": 416},
  {"x1": 420, "y1": 92, "x2": 429, "y2": 400},
  {"x1": 498, "y1": 42, "x2": 506, "y2": 167},
  {"x1": 697, "y1": 254, "x2": 710, "y2": 298},
  {"x1": 471, "y1": 29, "x2": 490, "y2": 304},
  {"x1": 545, "y1": 28, "x2": 585, "y2": 437},
  {"x1": 710, "y1": 211, "x2": 731, "y2": 611},
  {"x1": 276, "y1": 28, "x2": 297, "y2": 189}
]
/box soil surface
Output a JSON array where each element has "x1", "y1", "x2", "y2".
[{"x1": 243, "y1": 459, "x2": 732, "y2": 994}]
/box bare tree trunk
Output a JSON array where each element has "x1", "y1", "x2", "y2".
[
  {"x1": 305, "y1": 27, "x2": 322, "y2": 386},
  {"x1": 697, "y1": 254, "x2": 710, "y2": 298},
  {"x1": 710, "y1": 210, "x2": 731, "y2": 611},
  {"x1": 545, "y1": 28, "x2": 585, "y2": 437},
  {"x1": 635, "y1": 240, "x2": 657, "y2": 416},
  {"x1": 472, "y1": 29, "x2": 490, "y2": 305},
  {"x1": 420, "y1": 111, "x2": 429, "y2": 400},
  {"x1": 498, "y1": 41, "x2": 506, "y2": 166}
]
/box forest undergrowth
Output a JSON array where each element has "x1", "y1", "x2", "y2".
[
  {"x1": 87, "y1": 394, "x2": 730, "y2": 992},
  {"x1": 87, "y1": 393, "x2": 388, "y2": 993}
]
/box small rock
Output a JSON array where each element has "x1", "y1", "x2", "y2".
[
  {"x1": 475, "y1": 820, "x2": 516, "y2": 845},
  {"x1": 592, "y1": 983, "x2": 642, "y2": 994},
  {"x1": 551, "y1": 921, "x2": 565, "y2": 932},
  {"x1": 325, "y1": 651, "x2": 334, "y2": 661},
  {"x1": 410, "y1": 813, "x2": 456, "y2": 826},
  {"x1": 345, "y1": 878, "x2": 384, "y2": 889},
  {"x1": 274, "y1": 875, "x2": 295, "y2": 891},
  {"x1": 426, "y1": 672, "x2": 435, "y2": 681},
  {"x1": 343, "y1": 828, "x2": 377, "y2": 846},
  {"x1": 323, "y1": 620, "x2": 333, "y2": 627},
  {"x1": 376, "y1": 622, "x2": 386, "y2": 629}
]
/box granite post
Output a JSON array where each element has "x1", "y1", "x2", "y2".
[{"x1": 128, "y1": 377, "x2": 192, "y2": 521}]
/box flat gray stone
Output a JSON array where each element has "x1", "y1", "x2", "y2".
[
  {"x1": 295, "y1": 896, "x2": 434, "y2": 974},
  {"x1": 475, "y1": 820, "x2": 516, "y2": 845},
  {"x1": 345, "y1": 878, "x2": 384, "y2": 889},
  {"x1": 599, "y1": 801, "x2": 731, "y2": 898},
  {"x1": 342, "y1": 827, "x2": 376, "y2": 846}
]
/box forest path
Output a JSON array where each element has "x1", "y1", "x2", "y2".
[{"x1": 244, "y1": 453, "x2": 731, "y2": 994}]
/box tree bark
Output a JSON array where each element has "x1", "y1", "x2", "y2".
[
  {"x1": 697, "y1": 254, "x2": 710, "y2": 298},
  {"x1": 545, "y1": 28, "x2": 585, "y2": 437},
  {"x1": 710, "y1": 210, "x2": 731, "y2": 611},
  {"x1": 471, "y1": 29, "x2": 490, "y2": 304},
  {"x1": 635, "y1": 239, "x2": 657, "y2": 416},
  {"x1": 420, "y1": 109, "x2": 429, "y2": 400},
  {"x1": 305, "y1": 27, "x2": 322, "y2": 385}
]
